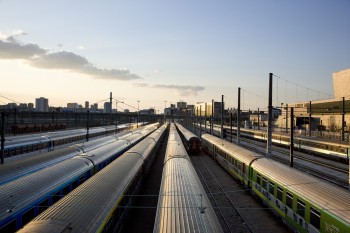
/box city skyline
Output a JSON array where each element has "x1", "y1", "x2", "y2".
[{"x1": 1, "y1": 1, "x2": 349, "y2": 113}]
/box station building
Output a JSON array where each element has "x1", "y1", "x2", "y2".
[{"x1": 276, "y1": 68, "x2": 350, "y2": 133}]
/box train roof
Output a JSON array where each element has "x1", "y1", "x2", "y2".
[
  {"x1": 19, "y1": 153, "x2": 144, "y2": 233},
  {"x1": 251, "y1": 158, "x2": 350, "y2": 224},
  {"x1": 175, "y1": 122, "x2": 199, "y2": 141},
  {"x1": 0, "y1": 146, "x2": 81, "y2": 186},
  {"x1": 164, "y1": 124, "x2": 189, "y2": 162},
  {"x1": 154, "y1": 124, "x2": 223, "y2": 233},
  {"x1": 201, "y1": 134, "x2": 263, "y2": 164},
  {"x1": 0, "y1": 157, "x2": 93, "y2": 222}
]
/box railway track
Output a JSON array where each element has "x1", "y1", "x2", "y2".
[
  {"x1": 236, "y1": 136, "x2": 349, "y2": 188},
  {"x1": 191, "y1": 155, "x2": 254, "y2": 233}
]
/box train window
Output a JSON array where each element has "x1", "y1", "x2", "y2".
[
  {"x1": 52, "y1": 191, "x2": 61, "y2": 204},
  {"x1": 269, "y1": 182, "x2": 274, "y2": 195},
  {"x1": 286, "y1": 192, "x2": 293, "y2": 209},
  {"x1": 277, "y1": 187, "x2": 283, "y2": 201},
  {"x1": 0, "y1": 220, "x2": 16, "y2": 233},
  {"x1": 72, "y1": 180, "x2": 78, "y2": 189},
  {"x1": 39, "y1": 199, "x2": 49, "y2": 213},
  {"x1": 310, "y1": 207, "x2": 321, "y2": 230},
  {"x1": 63, "y1": 185, "x2": 70, "y2": 195},
  {"x1": 237, "y1": 162, "x2": 241, "y2": 171},
  {"x1": 22, "y1": 208, "x2": 35, "y2": 226},
  {"x1": 79, "y1": 175, "x2": 85, "y2": 183},
  {"x1": 256, "y1": 174, "x2": 261, "y2": 185},
  {"x1": 262, "y1": 178, "x2": 267, "y2": 189},
  {"x1": 297, "y1": 199, "x2": 305, "y2": 217}
]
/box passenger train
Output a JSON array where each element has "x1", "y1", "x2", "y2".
[
  {"x1": 153, "y1": 123, "x2": 223, "y2": 233},
  {"x1": 196, "y1": 123, "x2": 349, "y2": 162},
  {"x1": 0, "y1": 123, "x2": 159, "y2": 232},
  {"x1": 2, "y1": 123, "x2": 140, "y2": 158},
  {"x1": 201, "y1": 133, "x2": 350, "y2": 233},
  {"x1": 16, "y1": 123, "x2": 168, "y2": 233},
  {"x1": 0, "y1": 126, "x2": 140, "y2": 186},
  {"x1": 175, "y1": 122, "x2": 201, "y2": 154}
]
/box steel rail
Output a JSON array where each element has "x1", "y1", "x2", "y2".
[{"x1": 191, "y1": 155, "x2": 254, "y2": 233}]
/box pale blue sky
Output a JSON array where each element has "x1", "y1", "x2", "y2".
[{"x1": 0, "y1": 0, "x2": 349, "y2": 112}]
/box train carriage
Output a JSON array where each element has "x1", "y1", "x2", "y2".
[
  {"x1": 201, "y1": 133, "x2": 262, "y2": 187},
  {"x1": 17, "y1": 123, "x2": 168, "y2": 233},
  {"x1": 251, "y1": 158, "x2": 350, "y2": 233},
  {"x1": 153, "y1": 124, "x2": 223, "y2": 233},
  {"x1": 175, "y1": 122, "x2": 201, "y2": 154},
  {"x1": 201, "y1": 132, "x2": 350, "y2": 233}
]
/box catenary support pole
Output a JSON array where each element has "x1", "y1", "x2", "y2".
[
  {"x1": 221, "y1": 95, "x2": 224, "y2": 139},
  {"x1": 237, "y1": 87, "x2": 241, "y2": 144},
  {"x1": 290, "y1": 107, "x2": 294, "y2": 167},
  {"x1": 200, "y1": 105, "x2": 202, "y2": 137},
  {"x1": 342, "y1": 97, "x2": 345, "y2": 142},
  {"x1": 267, "y1": 73, "x2": 273, "y2": 157},
  {"x1": 86, "y1": 110, "x2": 90, "y2": 142},
  {"x1": 230, "y1": 112, "x2": 233, "y2": 143},
  {"x1": 211, "y1": 99, "x2": 214, "y2": 134},
  {"x1": 258, "y1": 107, "x2": 260, "y2": 130},
  {"x1": 309, "y1": 101, "x2": 312, "y2": 137},
  {"x1": 205, "y1": 103, "x2": 207, "y2": 133},
  {"x1": 1, "y1": 112, "x2": 5, "y2": 164}
]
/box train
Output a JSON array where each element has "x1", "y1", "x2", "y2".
[
  {"x1": 201, "y1": 133, "x2": 350, "y2": 233},
  {"x1": 1, "y1": 123, "x2": 141, "y2": 159},
  {"x1": 16, "y1": 123, "x2": 168, "y2": 233},
  {"x1": 0, "y1": 123, "x2": 159, "y2": 232},
  {"x1": 175, "y1": 122, "x2": 201, "y2": 154},
  {"x1": 195, "y1": 123, "x2": 350, "y2": 162},
  {"x1": 153, "y1": 123, "x2": 223, "y2": 233},
  {"x1": 0, "y1": 125, "x2": 142, "y2": 186}
]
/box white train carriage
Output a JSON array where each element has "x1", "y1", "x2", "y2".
[
  {"x1": 17, "y1": 123, "x2": 168, "y2": 233},
  {"x1": 153, "y1": 123, "x2": 223, "y2": 233}
]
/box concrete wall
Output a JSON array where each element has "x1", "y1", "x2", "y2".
[{"x1": 333, "y1": 69, "x2": 350, "y2": 99}]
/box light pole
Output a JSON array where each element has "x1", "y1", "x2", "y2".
[
  {"x1": 164, "y1": 100, "x2": 167, "y2": 121},
  {"x1": 137, "y1": 100, "x2": 140, "y2": 128},
  {"x1": 115, "y1": 100, "x2": 123, "y2": 133}
]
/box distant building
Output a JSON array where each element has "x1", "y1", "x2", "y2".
[
  {"x1": 67, "y1": 103, "x2": 79, "y2": 112},
  {"x1": 35, "y1": 97, "x2": 49, "y2": 112},
  {"x1": 140, "y1": 109, "x2": 155, "y2": 115},
  {"x1": 85, "y1": 101, "x2": 89, "y2": 109},
  {"x1": 177, "y1": 101, "x2": 187, "y2": 110},
  {"x1": 276, "y1": 68, "x2": 350, "y2": 131},
  {"x1": 195, "y1": 101, "x2": 223, "y2": 117},
  {"x1": 28, "y1": 103, "x2": 34, "y2": 111},
  {"x1": 104, "y1": 102, "x2": 112, "y2": 113},
  {"x1": 332, "y1": 68, "x2": 350, "y2": 99}
]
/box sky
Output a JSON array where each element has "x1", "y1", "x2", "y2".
[{"x1": 0, "y1": 0, "x2": 349, "y2": 113}]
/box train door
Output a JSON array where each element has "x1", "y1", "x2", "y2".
[{"x1": 242, "y1": 163, "x2": 246, "y2": 180}]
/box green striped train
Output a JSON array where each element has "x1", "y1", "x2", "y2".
[{"x1": 201, "y1": 133, "x2": 350, "y2": 233}]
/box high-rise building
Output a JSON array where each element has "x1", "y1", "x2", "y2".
[
  {"x1": 35, "y1": 97, "x2": 49, "y2": 112},
  {"x1": 85, "y1": 101, "x2": 89, "y2": 109},
  {"x1": 104, "y1": 102, "x2": 112, "y2": 113}
]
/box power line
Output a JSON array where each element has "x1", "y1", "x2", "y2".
[
  {"x1": 0, "y1": 95, "x2": 21, "y2": 104},
  {"x1": 272, "y1": 74, "x2": 333, "y2": 100}
]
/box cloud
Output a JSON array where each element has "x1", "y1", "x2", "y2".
[
  {"x1": 0, "y1": 34, "x2": 142, "y2": 81},
  {"x1": 0, "y1": 39, "x2": 47, "y2": 59},
  {"x1": 152, "y1": 84, "x2": 205, "y2": 96},
  {"x1": 78, "y1": 45, "x2": 85, "y2": 50},
  {"x1": 132, "y1": 83, "x2": 149, "y2": 87}
]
